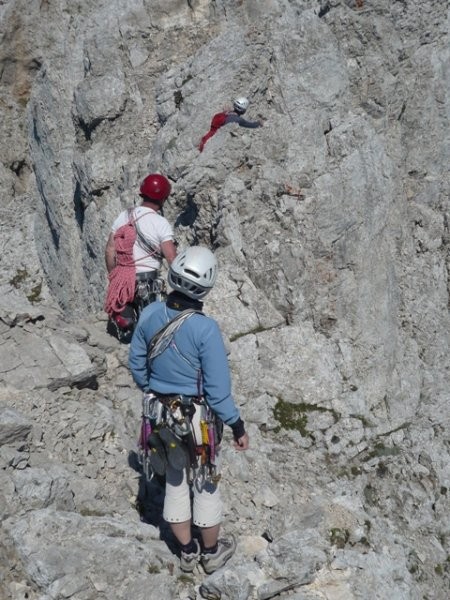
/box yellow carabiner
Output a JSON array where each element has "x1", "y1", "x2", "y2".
[{"x1": 200, "y1": 420, "x2": 209, "y2": 445}]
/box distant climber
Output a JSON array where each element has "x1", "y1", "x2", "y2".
[
  {"x1": 198, "y1": 96, "x2": 263, "y2": 152},
  {"x1": 104, "y1": 173, "x2": 177, "y2": 343}
]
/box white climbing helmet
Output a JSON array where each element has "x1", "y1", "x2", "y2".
[
  {"x1": 233, "y1": 96, "x2": 250, "y2": 114},
  {"x1": 168, "y1": 246, "x2": 218, "y2": 300}
]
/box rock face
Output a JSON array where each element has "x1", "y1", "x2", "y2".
[{"x1": 0, "y1": 1, "x2": 449, "y2": 599}]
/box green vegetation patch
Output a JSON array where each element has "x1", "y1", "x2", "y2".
[
  {"x1": 273, "y1": 398, "x2": 309, "y2": 436},
  {"x1": 27, "y1": 282, "x2": 42, "y2": 304},
  {"x1": 434, "y1": 557, "x2": 450, "y2": 577},
  {"x1": 329, "y1": 528, "x2": 350, "y2": 549},
  {"x1": 10, "y1": 268, "x2": 29, "y2": 287},
  {"x1": 273, "y1": 398, "x2": 338, "y2": 437},
  {"x1": 229, "y1": 325, "x2": 268, "y2": 342},
  {"x1": 9, "y1": 269, "x2": 42, "y2": 303},
  {"x1": 148, "y1": 564, "x2": 161, "y2": 574},
  {"x1": 177, "y1": 574, "x2": 195, "y2": 585},
  {"x1": 363, "y1": 442, "x2": 401, "y2": 462},
  {"x1": 337, "y1": 465, "x2": 363, "y2": 479}
]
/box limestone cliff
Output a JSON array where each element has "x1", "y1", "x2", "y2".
[{"x1": 0, "y1": 1, "x2": 448, "y2": 599}]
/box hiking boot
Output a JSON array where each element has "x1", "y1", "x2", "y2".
[
  {"x1": 147, "y1": 431, "x2": 167, "y2": 476},
  {"x1": 200, "y1": 536, "x2": 236, "y2": 574},
  {"x1": 180, "y1": 539, "x2": 200, "y2": 573},
  {"x1": 158, "y1": 427, "x2": 188, "y2": 471}
]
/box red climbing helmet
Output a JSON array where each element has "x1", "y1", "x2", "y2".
[{"x1": 139, "y1": 174, "x2": 171, "y2": 203}]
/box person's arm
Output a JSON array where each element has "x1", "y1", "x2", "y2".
[
  {"x1": 226, "y1": 114, "x2": 262, "y2": 128},
  {"x1": 161, "y1": 240, "x2": 177, "y2": 265},
  {"x1": 198, "y1": 322, "x2": 239, "y2": 423},
  {"x1": 157, "y1": 216, "x2": 177, "y2": 265},
  {"x1": 128, "y1": 319, "x2": 151, "y2": 390},
  {"x1": 198, "y1": 320, "x2": 249, "y2": 449},
  {"x1": 105, "y1": 233, "x2": 116, "y2": 273}
]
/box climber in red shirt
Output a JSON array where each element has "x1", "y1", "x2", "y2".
[{"x1": 198, "y1": 97, "x2": 263, "y2": 152}]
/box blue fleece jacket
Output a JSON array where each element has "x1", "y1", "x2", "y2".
[{"x1": 128, "y1": 301, "x2": 240, "y2": 426}]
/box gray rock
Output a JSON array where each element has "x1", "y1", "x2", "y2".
[
  {"x1": 74, "y1": 74, "x2": 127, "y2": 132},
  {"x1": 0, "y1": 1, "x2": 448, "y2": 599},
  {"x1": 4, "y1": 508, "x2": 177, "y2": 599},
  {"x1": 13, "y1": 467, "x2": 76, "y2": 511},
  {"x1": 0, "y1": 408, "x2": 32, "y2": 446}
]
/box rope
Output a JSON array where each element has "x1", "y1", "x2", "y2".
[
  {"x1": 104, "y1": 221, "x2": 137, "y2": 317},
  {"x1": 148, "y1": 310, "x2": 202, "y2": 361}
]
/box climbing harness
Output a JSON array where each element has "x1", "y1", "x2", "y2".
[
  {"x1": 135, "y1": 271, "x2": 166, "y2": 313},
  {"x1": 137, "y1": 392, "x2": 221, "y2": 486}
]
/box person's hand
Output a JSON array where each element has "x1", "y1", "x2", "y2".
[{"x1": 233, "y1": 432, "x2": 249, "y2": 451}]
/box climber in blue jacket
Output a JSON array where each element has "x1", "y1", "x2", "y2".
[
  {"x1": 129, "y1": 296, "x2": 239, "y2": 427},
  {"x1": 129, "y1": 246, "x2": 249, "y2": 575}
]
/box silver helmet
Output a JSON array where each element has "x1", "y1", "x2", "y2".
[
  {"x1": 168, "y1": 246, "x2": 218, "y2": 299},
  {"x1": 233, "y1": 96, "x2": 250, "y2": 114}
]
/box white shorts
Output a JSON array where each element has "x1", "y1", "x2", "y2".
[{"x1": 163, "y1": 402, "x2": 222, "y2": 527}]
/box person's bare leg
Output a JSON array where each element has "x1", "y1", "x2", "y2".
[
  {"x1": 200, "y1": 524, "x2": 220, "y2": 549},
  {"x1": 170, "y1": 520, "x2": 193, "y2": 545}
]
